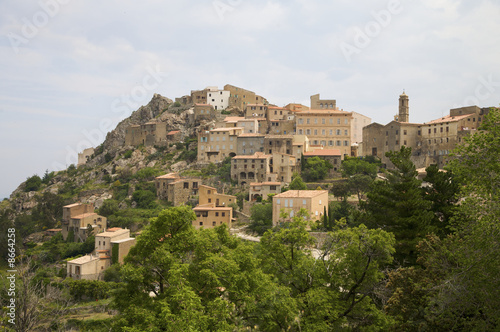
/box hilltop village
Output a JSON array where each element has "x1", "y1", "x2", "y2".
[{"x1": 2, "y1": 83, "x2": 499, "y2": 331}]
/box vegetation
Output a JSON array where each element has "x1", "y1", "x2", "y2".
[
  {"x1": 248, "y1": 202, "x2": 273, "y2": 235},
  {"x1": 301, "y1": 156, "x2": 333, "y2": 181},
  {"x1": 24, "y1": 174, "x2": 42, "y2": 192}
]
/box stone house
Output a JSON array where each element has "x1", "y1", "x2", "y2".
[
  {"x1": 225, "y1": 84, "x2": 268, "y2": 110},
  {"x1": 231, "y1": 152, "x2": 272, "y2": 186},
  {"x1": 155, "y1": 173, "x2": 200, "y2": 206},
  {"x1": 198, "y1": 185, "x2": 236, "y2": 208},
  {"x1": 193, "y1": 103, "x2": 216, "y2": 124},
  {"x1": 77, "y1": 147, "x2": 94, "y2": 167},
  {"x1": 245, "y1": 104, "x2": 268, "y2": 118},
  {"x1": 197, "y1": 127, "x2": 243, "y2": 163},
  {"x1": 271, "y1": 153, "x2": 298, "y2": 183},
  {"x1": 166, "y1": 130, "x2": 182, "y2": 142},
  {"x1": 67, "y1": 227, "x2": 135, "y2": 280},
  {"x1": 310, "y1": 94, "x2": 337, "y2": 110},
  {"x1": 193, "y1": 203, "x2": 233, "y2": 229},
  {"x1": 249, "y1": 182, "x2": 282, "y2": 201},
  {"x1": 284, "y1": 103, "x2": 309, "y2": 112},
  {"x1": 61, "y1": 203, "x2": 106, "y2": 242},
  {"x1": 272, "y1": 190, "x2": 328, "y2": 226},
  {"x1": 295, "y1": 109, "x2": 353, "y2": 156},
  {"x1": 124, "y1": 122, "x2": 168, "y2": 146},
  {"x1": 236, "y1": 133, "x2": 265, "y2": 156}
]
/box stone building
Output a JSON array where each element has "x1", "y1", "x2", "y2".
[
  {"x1": 193, "y1": 203, "x2": 233, "y2": 229},
  {"x1": 237, "y1": 133, "x2": 265, "y2": 155},
  {"x1": 77, "y1": 148, "x2": 94, "y2": 167},
  {"x1": 295, "y1": 109, "x2": 353, "y2": 156},
  {"x1": 284, "y1": 103, "x2": 309, "y2": 112},
  {"x1": 166, "y1": 130, "x2": 182, "y2": 142},
  {"x1": 193, "y1": 103, "x2": 216, "y2": 124},
  {"x1": 272, "y1": 190, "x2": 328, "y2": 226},
  {"x1": 124, "y1": 122, "x2": 168, "y2": 146},
  {"x1": 198, "y1": 185, "x2": 236, "y2": 207},
  {"x1": 155, "y1": 173, "x2": 200, "y2": 206},
  {"x1": 197, "y1": 127, "x2": 243, "y2": 163},
  {"x1": 363, "y1": 93, "x2": 492, "y2": 169},
  {"x1": 245, "y1": 104, "x2": 268, "y2": 119},
  {"x1": 310, "y1": 93, "x2": 336, "y2": 110},
  {"x1": 67, "y1": 227, "x2": 135, "y2": 280},
  {"x1": 61, "y1": 203, "x2": 106, "y2": 242},
  {"x1": 271, "y1": 153, "x2": 298, "y2": 183},
  {"x1": 249, "y1": 182, "x2": 282, "y2": 201},
  {"x1": 231, "y1": 152, "x2": 272, "y2": 186},
  {"x1": 224, "y1": 84, "x2": 268, "y2": 110}
]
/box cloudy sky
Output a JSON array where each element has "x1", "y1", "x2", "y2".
[{"x1": 1, "y1": 0, "x2": 499, "y2": 199}]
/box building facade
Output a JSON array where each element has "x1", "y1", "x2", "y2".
[{"x1": 272, "y1": 190, "x2": 328, "y2": 226}]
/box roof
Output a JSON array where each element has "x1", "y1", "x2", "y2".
[
  {"x1": 193, "y1": 206, "x2": 232, "y2": 211},
  {"x1": 111, "y1": 238, "x2": 136, "y2": 244},
  {"x1": 250, "y1": 182, "x2": 281, "y2": 186},
  {"x1": 64, "y1": 203, "x2": 83, "y2": 208},
  {"x1": 194, "y1": 103, "x2": 212, "y2": 106},
  {"x1": 268, "y1": 106, "x2": 286, "y2": 110},
  {"x1": 265, "y1": 135, "x2": 293, "y2": 139},
  {"x1": 211, "y1": 127, "x2": 243, "y2": 132},
  {"x1": 67, "y1": 254, "x2": 99, "y2": 265},
  {"x1": 71, "y1": 213, "x2": 98, "y2": 219},
  {"x1": 425, "y1": 113, "x2": 472, "y2": 125},
  {"x1": 303, "y1": 149, "x2": 342, "y2": 157},
  {"x1": 167, "y1": 130, "x2": 180, "y2": 135},
  {"x1": 156, "y1": 173, "x2": 179, "y2": 179},
  {"x1": 274, "y1": 190, "x2": 328, "y2": 198},
  {"x1": 107, "y1": 227, "x2": 123, "y2": 232},
  {"x1": 45, "y1": 228, "x2": 62, "y2": 232},
  {"x1": 223, "y1": 116, "x2": 245, "y2": 122},
  {"x1": 233, "y1": 152, "x2": 271, "y2": 160},
  {"x1": 246, "y1": 103, "x2": 267, "y2": 107},
  {"x1": 238, "y1": 133, "x2": 265, "y2": 137},
  {"x1": 96, "y1": 228, "x2": 130, "y2": 238},
  {"x1": 297, "y1": 109, "x2": 349, "y2": 115}
]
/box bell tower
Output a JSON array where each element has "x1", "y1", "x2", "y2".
[{"x1": 398, "y1": 91, "x2": 409, "y2": 122}]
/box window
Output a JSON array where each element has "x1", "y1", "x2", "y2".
[
  {"x1": 277, "y1": 199, "x2": 281, "y2": 205},
  {"x1": 396, "y1": 130, "x2": 399, "y2": 135},
  {"x1": 319, "y1": 200, "x2": 322, "y2": 205},
  {"x1": 344, "y1": 140, "x2": 348, "y2": 146},
  {"x1": 440, "y1": 127, "x2": 443, "y2": 133},
  {"x1": 199, "y1": 222, "x2": 203, "y2": 226},
  {"x1": 386, "y1": 131, "x2": 388, "y2": 136},
  {"x1": 330, "y1": 129, "x2": 333, "y2": 135},
  {"x1": 344, "y1": 130, "x2": 348, "y2": 135},
  {"x1": 298, "y1": 129, "x2": 303, "y2": 134},
  {"x1": 322, "y1": 118, "x2": 325, "y2": 124},
  {"x1": 337, "y1": 118, "x2": 340, "y2": 124},
  {"x1": 303, "y1": 199, "x2": 306, "y2": 205},
  {"x1": 184, "y1": 182, "x2": 189, "y2": 189},
  {"x1": 290, "y1": 200, "x2": 293, "y2": 207},
  {"x1": 404, "y1": 130, "x2": 407, "y2": 135},
  {"x1": 428, "y1": 129, "x2": 431, "y2": 134},
  {"x1": 314, "y1": 130, "x2": 318, "y2": 135},
  {"x1": 212, "y1": 221, "x2": 216, "y2": 226},
  {"x1": 306, "y1": 118, "x2": 310, "y2": 124},
  {"x1": 336, "y1": 129, "x2": 341, "y2": 135},
  {"x1": 336, "y1": 141, "x2": 341, "y2": 146}
]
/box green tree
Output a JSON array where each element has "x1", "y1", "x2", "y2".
[
  {"x1": 24, "y1": 174, "x2": 42, "y2": 192},
  {"x1": 301, "y1": 157, "x2": 333, "y2": 181},
  {"x1": 98, "y1": 199, "x2": 119, "y2": 217},
  {"x1": 341, "y1": 156, "x2": 378, "y2": 178},
  {"x1": 360, "y1": 146, "x2": 433, "y2": 265},
  {"x1": 248, "y1": 202, "x2": 273, "y2": 235},
  {"x1": 132, "y1": 190, "x2": 156, "y2": 209},
  {"x1": 288, "y1": 173, "x2": 307, "y2": 190}
]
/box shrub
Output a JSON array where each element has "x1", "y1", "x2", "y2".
[
  {"x1": 123, "y1": 150, "x2": 133, "y2": 159},
  {"x1": 25, "y1": 175, "x2": 42, "y2": 192}
]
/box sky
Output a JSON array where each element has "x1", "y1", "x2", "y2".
[{"x1": 1, "y1": 0, "x2": 499, "y2": 199}]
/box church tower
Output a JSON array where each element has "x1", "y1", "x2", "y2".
[{"x1": 398, "y1": 91, "x2": 409, "y2": 122}]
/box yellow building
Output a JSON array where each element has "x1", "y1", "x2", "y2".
[
  {"x1": 61, "y1": 203, "x2": 106, "y2": 242},
  {"x1": 272, "y1": 190, "x2": 329, "y2": 226},
  {"x1": 193, "y1": 203, "x2": 233, "y2": 229},
  {"x1": 198, "y1": 185, "x2": 236, "y2": 207},
  {"x1": 197, "y1": 127, "x2": 243, "y2": 163},
  {"x1": 67, "y1": 227, "x2": 135, "y2": 280}
]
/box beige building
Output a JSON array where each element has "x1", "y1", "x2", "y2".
[
  {"x1": 124, "y1": 122, "x2": 168, "y2": 146},
  {"x1": 272, "y1": 190, "x2": 328, "y2": 226},
  {"x1": 193, "y1": 203, "x2": 233, "y2": 229},
  {"x1": 225, "y1": 84, "x2": 268, "y2": 110},
  {"x1": 197, "y1": 127, "x2": 243, "y2": 163},
  {"x1": 237, "y1": 133, "x2": 265, "y2": 155},
  {"x1": 363, "y1": 94, "x2": 492, "y2": 169},
  {"x1": 155, "y1": 173, "x2": 200, "y2": 206},
  {"x1": 61, "y1": 203, "x2": 106, "y2": 242},
  {"x1": 198, "y1": 185, "x2": 236, "y2": 207},
  {"x1": 249, "y1": 182, "x2": 282, "y2": 201},
  {"x1": 245, "y1": 104, "x2": 268, "y2": 118},
  {"x1": 296, "y1": 109, "x2": 353, "y2": 156},
  {"x1": 284, "y1": 103, "x2": 309, "y2": 112},
  {"x1": 193, "y1": 103, "x2": 216, "y2": 124},
  {"x1": 67, "y1": 227, "x2": 135, "y2": 280},
  {"x1": 77, "y1": 148, "x2": 94, "y2": 167},
  {"x1": 310, "y1": 94, "x2": 336, "y2": 110},
  {"x1": 231, "y1": 152, "x2": 272, "y2": 185}
]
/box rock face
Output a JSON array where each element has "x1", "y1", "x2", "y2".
[{"x1": 103, "y1": 94, "x2": 173, "y2": 150}]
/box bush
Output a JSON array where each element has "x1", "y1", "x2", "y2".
[
  {"x1": 249, "y1": 203, "x2": 273, "y2": 235},
  {"x1": 134, "y1": 167, "x2": 161, "y2": 181},
  {"x1": 123, "y1": 150, "x2": 133, "y2": 159},
  {"x1": 132, "y1": 190, "x2": 157, "y2": 209},
  {"x1": 25, "y1": 174, "x2": 42, "y2": 192},
  {"x1": 99, "y1": 199, "x2": 119, "y2": 217}
]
